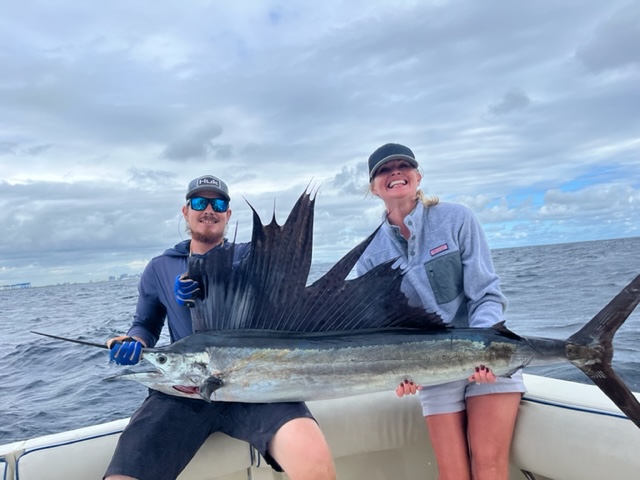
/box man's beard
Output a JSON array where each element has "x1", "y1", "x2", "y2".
[
  {"x1": 191, "y1": 231, "x2": 223, "y2": 244},
  {"x1": 187, "y1": 225, "x2": 227, "y2": 245}
]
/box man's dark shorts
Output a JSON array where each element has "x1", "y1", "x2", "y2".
[{"x1": 104, "y1": 390, "x2": 315, "y2": 480}]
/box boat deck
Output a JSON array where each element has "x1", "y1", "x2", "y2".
[{"x1": 2, "y1": 374, "x2": 639, "y2": 480}]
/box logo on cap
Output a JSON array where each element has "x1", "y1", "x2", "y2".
[{"x1": 198, "y1": 177, "x2": 221, "y2": 188}]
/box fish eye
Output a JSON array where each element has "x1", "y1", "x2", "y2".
[{"x1": 157, "y1": 354, "x2": 167, "y2": 365}]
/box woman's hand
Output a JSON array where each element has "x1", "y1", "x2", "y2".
[{"x1": 395, "y1": 379, "x2": 422, "y2": 397}]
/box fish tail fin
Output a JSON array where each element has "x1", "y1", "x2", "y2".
[{"x1": 565, "y1": 273, "x2": 640, "y2": 428}]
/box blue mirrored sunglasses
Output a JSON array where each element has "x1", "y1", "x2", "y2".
[{"x1": 188, "y1": 197, "x2": 229, "y2": 213}]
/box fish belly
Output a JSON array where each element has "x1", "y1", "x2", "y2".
[{"x1": 208, "y1": 338, "x2": 529, "y2": 402}]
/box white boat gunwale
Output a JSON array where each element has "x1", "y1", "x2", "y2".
[{"x1": 2, "y1": 374, "x2": 640, "y2": 480}]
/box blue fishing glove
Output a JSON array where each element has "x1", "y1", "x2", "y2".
[
  {"x1": 108, "y1": 336, "x2": 143, "y2": 365},
  {"x1": 175, "y1": 273, "x2": 200, "y2": 308}
]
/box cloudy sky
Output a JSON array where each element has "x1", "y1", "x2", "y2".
[{"x1": 1, "y1": 0, "x2": 639, "y2": 287}]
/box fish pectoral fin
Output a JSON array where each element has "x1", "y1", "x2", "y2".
[
  {"x1": 500, "y1": 365, "x2": 526, "y2": 378},
  {"x1": 199, "y1": 376, "x2": 224, "y2": 402}
]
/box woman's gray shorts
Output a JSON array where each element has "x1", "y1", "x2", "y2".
[
  {"x1": 104, "y1": 389, "x2": 315, "y2": 480},
  {"x1": 419, "y1": 370, "x2": 527, "y2": 416}
]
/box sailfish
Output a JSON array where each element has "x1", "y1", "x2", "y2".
[{"x1": 33, "y1": 188, "x2": 640, "y2": 429}]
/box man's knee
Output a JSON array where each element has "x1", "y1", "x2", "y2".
[{"x1": 270, "y1": 418, "x2": 335, "y2": 480}]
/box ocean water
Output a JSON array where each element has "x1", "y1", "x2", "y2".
[{"x1": 1, "y1": 236, "x2": 639, "y2": 445}]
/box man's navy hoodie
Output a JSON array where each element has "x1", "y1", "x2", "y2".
[{"x1": 126, "y1": 239, "x2": 250, "y2": 348}]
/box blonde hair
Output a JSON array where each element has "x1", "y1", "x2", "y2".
[{"x1": 416, "y1": 189, "x2": 439, "y2": 206}]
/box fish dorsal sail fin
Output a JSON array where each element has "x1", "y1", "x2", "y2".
[
  {"x1": 188, "y1": 187, "x2": 444, "y2": 333},
  {"x1": 188, "y1": 241, "x2": 237, "y2": 331},
  {"x1": 297, "y1": 259, "x2": 446, "y2": 331},
  {"x1": 188, "y1": 190, "x2": 315, "y2": 332},
  {"x1": 264, "y1": 217, "x2": 379, "y2": 331}
]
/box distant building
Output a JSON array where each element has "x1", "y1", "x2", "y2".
[{"x1": 0, "y1": 282, "x2": 31, "y2": 291}]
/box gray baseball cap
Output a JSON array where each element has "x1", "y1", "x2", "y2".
[
  {"x1": 185, "y1": 175, "x2": 230, "y2": 201},
  {"x1": 368, "y1": 143, "x2": 419, "y2": 180}
]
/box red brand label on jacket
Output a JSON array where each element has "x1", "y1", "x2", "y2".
[{"x1": 430, "y1": 244, "x2": 449, "y2": 256}]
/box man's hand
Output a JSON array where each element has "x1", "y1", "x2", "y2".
[
  {"x1": 396, "y1": 379, "x2": 422, "y2": 398},
  {"x1": 468, "y1": 365, "x2": 496, "y2": 384},
  {"x1": 107, "y1": 336, "x2": 144, "y2": 365},
  {"x1": 174, "y1": 273, "x2": 200, "y2": 308}
]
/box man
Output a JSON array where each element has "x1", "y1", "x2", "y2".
[{"x1": 104, "y1": 175, "x2": 336, "y2": 480}]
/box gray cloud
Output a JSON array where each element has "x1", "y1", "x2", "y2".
[
  {"x1": 575, "y1": 3, "x2": 640, "y2": 73},
  {"x1": 163, "y1": 123, "x2": 224, "y2": 161},
  {"x1": 25, "y1": 144, "x2": 53, "y2": 155},
  {"x1": 488, "y1": 90, "x2": 531, "y2": 116},
  {"x1": 0, "y1": 0, "x2": 639, "y2": 286}
]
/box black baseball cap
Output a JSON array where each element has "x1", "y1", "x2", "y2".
[
  {"x1": 185, "y1": 175, "x2": 230, "y2": 201},
  {"x1": 368, "y1": 143, "x2": 419, "y2": 180}
]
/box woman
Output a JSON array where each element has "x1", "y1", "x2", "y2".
[{"x1": 356, "y1": 143, "x2": 526, "y2": 480}]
